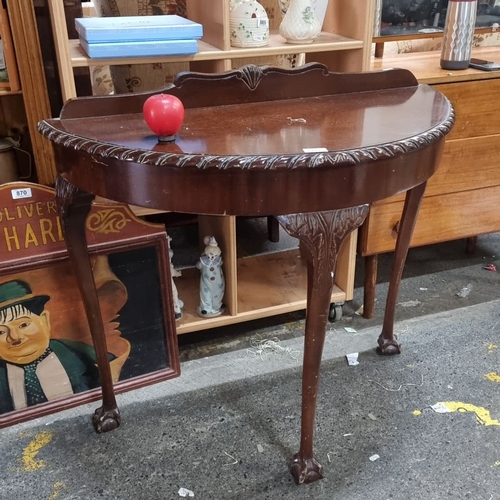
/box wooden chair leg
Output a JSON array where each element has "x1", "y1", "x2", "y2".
[
  {"x1": 363, "y1": 254, "x2": 378, "y2": 319},
  {"x1": 374, "y1": 42, "x2": 385, "y2": 58},
  {"x1": 267, "y1": 215, "x2": 280, "y2": 242},
  {"x1": 466, "y1": 236, "x2": 477, "y2": 255}
]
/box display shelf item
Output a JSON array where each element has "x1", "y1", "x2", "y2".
[
  {"x1": 75, "y1": 14, "x2": 203, "y2": 43},
  {"x1": 79, "y1": 38, "x2": 199, "y2": 58}
]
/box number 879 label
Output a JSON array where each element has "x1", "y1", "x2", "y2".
[{"x1": 11, "y1": 188, "x2": 32, "y2": 200}]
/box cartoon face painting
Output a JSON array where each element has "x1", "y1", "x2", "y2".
[
  {"x1": 0, "y1": 306, "x2": 51, "y2": 365},
  {"x1": 0, "y1": 280, "x2": 104, "y2": 412}
]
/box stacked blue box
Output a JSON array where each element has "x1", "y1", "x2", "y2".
[{"x1": 75, "y1": 15, "x2": 203, "y2": 59}]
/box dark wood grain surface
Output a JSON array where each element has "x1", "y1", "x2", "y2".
[{"x1": 39, "y1": 64, "x2": 453, "y2": 216}]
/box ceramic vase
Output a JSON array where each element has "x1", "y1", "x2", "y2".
[
  {"x1": 230, "y1": 0, "x2": 270, "y2": 48},
  {"x1": 278, "y1": 0, "x2": 328, "y2": 27},
  {"x1": 279, "y1": 0, "x2": 321, "y2": 44}
]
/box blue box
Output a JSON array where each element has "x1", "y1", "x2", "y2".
[
  {"x1": 79, "y1": 38, "x2": 199, "y2": 59},
  {"x1": 75, "y1": 15, "x2": 203, "y2": 43}
]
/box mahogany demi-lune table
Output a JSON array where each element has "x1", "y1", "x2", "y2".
[{"x1": 38, "y1": 63, "x2": 454, "y2": 485}]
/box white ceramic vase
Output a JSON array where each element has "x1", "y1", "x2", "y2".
[
  {"x1": 230, "y1": 0, "x2": 269, "y2": 48},
  {"x1": 279, "y1": 0, "x2": 321, "y2": 44},
  {"x1": 278, "y1": 0, "x2": 328, "y2": 26}
]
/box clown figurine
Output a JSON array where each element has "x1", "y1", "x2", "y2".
[
  {"x1": 168, "y1": 236, "x2": 184, "y2": 320},
  {"x1": 196, "y1": 236, "x2": 225, "y2": 318}
]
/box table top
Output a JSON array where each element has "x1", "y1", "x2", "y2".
[
  {"x1": 371, "y1": 47, "x2": 500, "y2": 85},
  {"x1": 39, "y1": 63, "x2": 454, "y2": 216}
]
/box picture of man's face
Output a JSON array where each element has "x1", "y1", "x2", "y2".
[{"x1": 0, "y1": 308, "x2": 51, "y2": 364}]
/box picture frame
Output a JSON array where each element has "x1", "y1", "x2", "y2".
[
  {"x1": 374, "y1": 0, "x2": 500, "y2": 38},
  {"x1": 0, "y1": 182, "x2": 180, "y2": 427}
]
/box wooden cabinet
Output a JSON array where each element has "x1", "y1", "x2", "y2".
[
  {"x1": 361, "y1": 47, "x2": 500, "y2": 317},
  {"x1": 46, "y1": 0, "x2": 376, "y2": 334}
]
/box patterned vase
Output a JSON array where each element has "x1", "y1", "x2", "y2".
[
  {"x1": 230, "y1": 0, "x2": 270, "y2": 48},
  {"x1": 278, "y1": 0, "x2": 328, "y2": 27},
  {"x1": 279, "y1": 0, "x2": 321, "y2": 44}
]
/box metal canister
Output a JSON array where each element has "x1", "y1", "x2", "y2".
[
  {"x1": 0, "y1": 139, "x2": 19, "y2": 183},
  {"x1": 440, "y1": 0, "x2": 477, "y2": 70},
  {"x1": 0, "y1": 137, "x2": 31, "y2": 184}
]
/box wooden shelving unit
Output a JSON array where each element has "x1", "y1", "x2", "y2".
[
  {"x1": 0, "y1": 1, "x2": 34, "y2": 184},
  {"x1": 68, "y1": 32, "x2": 363, "y2": 67},
  {"x1": 5, "y1": 0, "x2": 56, "y2": 185},
  {"x1": 47, "y1": 0, "x2": 376, "y2": 334},
  {"x1": 49, "y1": 0, "x2": 375, "y2": 100}
]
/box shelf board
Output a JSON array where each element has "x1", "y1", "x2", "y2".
[
  {"x1": 175, "y1": 248, "x2": 346, "y2": 334},
  {"x1": 69, "y1": 31, "x2": 363, "y2": 68},
  {"x1": 0, "y1": 89, "x2": 22, "y2": 96}
]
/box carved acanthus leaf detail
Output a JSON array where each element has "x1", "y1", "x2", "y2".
[
  {"x1": 55, "y1": 175, "x2": 78, "y2": 208},
  {"x1": 278, "y1": 206, "x2": 369, "y2": 291},
  {"x1": 55, "y1": 175, "x2": 89, "y2": 216},
  {"x1": 237, "y1": 65, "x2": 266, "y2": 90},
  {"x1": 38, "y1": 107, "x2": 454, "y2": 172},
  {"x1": 55, "y1": 175, "x2": 95, "y2": 234}
]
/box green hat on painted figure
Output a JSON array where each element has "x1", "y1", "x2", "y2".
[{"x1": 0, "y1": 280, "x2": 50, "y2": 315}]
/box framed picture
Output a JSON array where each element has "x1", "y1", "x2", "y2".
[
  {"x1": 0, "y1": 182, "x2": 180, "y2": 427},
  {"x1": 374, "y1": 0, "x2": 500, "y2": 38}
]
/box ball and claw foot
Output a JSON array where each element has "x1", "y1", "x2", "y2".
[
  {"x1": 290, "y1": 453, "x2": 323, "y2": 484},
  {"x1": 92, "y1": 406, "x2": 121, "y2": 433},
  {"x1": 377, "y1": 337, "x2": 402, "y2": 356}
]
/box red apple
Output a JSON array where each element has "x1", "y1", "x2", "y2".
[{"x1": 143, "y1": 93, "x2": 185, "y2": 142}]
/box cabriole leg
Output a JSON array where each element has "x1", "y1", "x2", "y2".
[
  {"x1": 278, "y1": 205, "x2": 369, "y2": 484},
  {"x1": 55, "y1": 175, "x2": 120, "y2": 432},
  {"x1": 378, "y1": 182, "x2": 427, "y2": 355}
]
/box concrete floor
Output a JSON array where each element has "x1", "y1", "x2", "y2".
[{"x1": 2, "y1": 230, "x2": 500, "y2": 500}]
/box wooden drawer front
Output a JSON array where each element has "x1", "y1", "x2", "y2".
[
  {"x1": 427, "y1": 135, "x2": 500, "y2": 196},
  {"x1": 361, "y1": 184, "x2": 500, "y2": 255},
  {"x1": 434, "y1": 79, "x2": 500, "y2": 140},
  {"x1": 372, "y1": 134, "x2": 500, "y2": 205}
]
